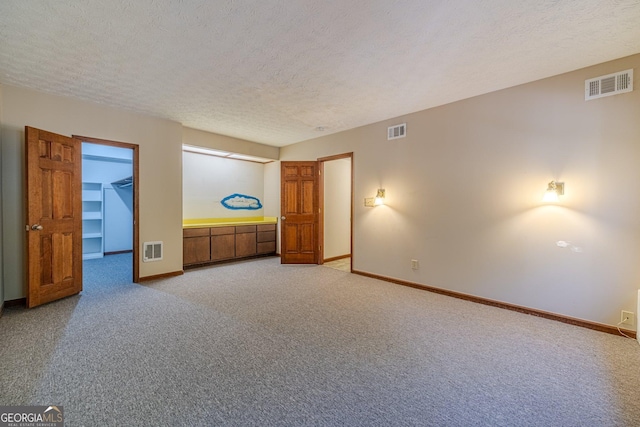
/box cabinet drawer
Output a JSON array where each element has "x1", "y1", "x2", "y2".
[
  {"x1": 211, "y1": 226, "x2": 236, "y2": 235},
  {"x1": 257, "y1": 231, "x2": 276, "y2": 243},
  {"x1": 235, "y1": 225, "x2": 257, "y2": 234},
  {"x1": 257, "y1": 241, "x2": 276, "y2": 254},
  {"x1": 257, "y1": 224, "x2": 276, "y2": 232},
  {"x1": 184, "y1": 227, "x2": 210, "y2": 238}
]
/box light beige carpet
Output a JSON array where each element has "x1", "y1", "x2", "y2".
[{"x1": 1, "y1": 254, "x2": 639, "y2": 426}]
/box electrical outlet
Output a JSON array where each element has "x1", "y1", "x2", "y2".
[
  {"x1": 621, "y1": 310, "x2": 635, "y2": 326},
  {"x1": 411, "y1": 259, "x2": 419, "y2": 270}
]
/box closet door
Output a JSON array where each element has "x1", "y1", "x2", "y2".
[{"x1": 104, "y1": 188, "x2": 133, "y2": 253}]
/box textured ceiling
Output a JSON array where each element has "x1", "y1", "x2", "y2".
[{"x1": 1, "y1": 1, "x2": 639, "y2": 147}]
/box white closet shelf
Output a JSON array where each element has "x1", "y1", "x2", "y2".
[
  {"x1": 82, "y1": 181, "x2": 104, "y2": 260},
  {"x1": 82, "y1": 192, "x2": 102, "y2": 201},
  {"x1": 83, "y1": 233, "x2": 102, "y2": 239},
  {"x1": 82, "y1": 212, "x2": 102, "y2": 220}
]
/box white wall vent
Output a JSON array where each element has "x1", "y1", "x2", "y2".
[
  {"x1": 585, "y1": 69, "x2": 633, "y2": 101},
  {"x1": 387, "y1": 123, "x2": 406, "y2": 140},
  {"x1": 143, "y1": 241, "x2": 163, "y2": 262}
]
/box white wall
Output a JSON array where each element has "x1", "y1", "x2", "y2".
[
  {"x1": 83, "y1": 142, "x2": 133, "y2": 161},
  {"x1": 83, "y1": 159, "x2": 133, "y2": 187},
  {"x1": 280, "y1": 54, "x2": 640, "y2": 330},
  {"x1": 183, "y1": 127, "x2": 279, "y2": 160},
  {"x1": 0, "y1": 84, "x2": 4, "y2": 307},
  {"x1": 1, "y1": 85, "x2": 183, "y2": 299},
  {"x1": 324, "y1": 158, "x2": 351, "y2": 259},
  {"x1": 263, "y1": 162, "x2": 281, "y2": 219},
  {"x1": 183, "y1": 152, "x2": 265, "y2": 219},
  {"x1": 104, "y1": 188, "x2": 133, "y2": 252},
  {"x1": 263, "y1": 161, "x2": 281, "y2": 253}
]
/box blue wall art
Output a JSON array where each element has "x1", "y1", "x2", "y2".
[{"x1": 220, "y1": 193, "x2": 263, "y2": 210}]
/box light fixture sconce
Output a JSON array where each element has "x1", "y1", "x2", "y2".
[
  {"x1": 542, "y1": 180, "x2": 564, "y2": 203},
  {"x1": 365, "y1": 189, "x2": 386, "y2": 207}
]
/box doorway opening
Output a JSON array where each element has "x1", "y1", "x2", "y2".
[
  {"x1": 77, "y1": 136, "x2": 140, "y2": 288},
  {"x1": 319, "y1": 153, "x2": 353, "y2": 272}
]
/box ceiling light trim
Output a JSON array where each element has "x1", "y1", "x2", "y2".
[{"x1": 182, "y1": 145, "x2": 273, "y2": 164}]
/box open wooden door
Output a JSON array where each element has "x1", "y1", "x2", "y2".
[
  {"x1": 280, "y1": 161, "x2": 319, "y2": 264},
  {"x1": 26, "y1": 127, "x2": 83, "y2": 308}
]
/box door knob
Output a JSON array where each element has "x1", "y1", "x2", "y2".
[
  {"x1": 31, "y1": 224, "x2": 43, "y2": 231},
  {"x1": 281, "y1": 216, "x2": 286, "y2": 221}
]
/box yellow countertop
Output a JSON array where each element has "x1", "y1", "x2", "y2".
[{"x1": 183, "y1": 216, "x2": 278, "y2": 229}]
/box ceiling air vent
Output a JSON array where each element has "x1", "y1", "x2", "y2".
[
  {"x1": 143, "y1": 241, "x2": 163, "y2": 262},
  {"x1": 388, "y1": 123, "x2": 406, "y2": 140},
  {"x1": 585, "y1": 69, "x2": 633, "y2": 101}
]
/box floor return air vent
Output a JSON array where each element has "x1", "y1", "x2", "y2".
[{"x1": 143, "y1": 241, "x2": 163, "y2": 262}]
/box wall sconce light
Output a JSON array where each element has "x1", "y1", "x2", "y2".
[
  {"x1": 542, "y1": 180, "x2": 564, "y2": 203},
  {"x1": 365, "y1": 189, "x2": 386, "y2": 207}
]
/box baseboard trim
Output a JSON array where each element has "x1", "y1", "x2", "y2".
[
  {"x1": 323, "y1": 254, "x2": 351, "y2": 263},
  {"x1": 4, "y1": 298, "x2": 27, "y2": 309},
  {"x1": 352, "y1": 270, "x2": 637, "y2": 339},
  {"x1": 138, "y1": 270, "x2": 184, "y2": 282},
  {"x1": 104, "y1": 250, "x2": 133, "y2": 256}
]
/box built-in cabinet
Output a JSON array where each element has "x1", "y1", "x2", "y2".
[
  {"x1": 211, "y1": 227, "x2": 236, "y2": 261},
  {"x1": 257, "y1": 225, "x2": 277, "y2": 254},
  {"x1": 183, "y1": 224, "x2": 277, "y2": 267},
  {"x1": 183, "y1": 228, "x2": 211, "y2": 265},
  {"x1": 235, "y1": 225, "x2": 258, "y2": 258},
  {"x1": 82, "y1": 182, "x2": 104, "y2": 259}
]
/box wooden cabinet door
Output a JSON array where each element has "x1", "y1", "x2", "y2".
[
  {"x1": 236, "y1": 226, "x2": 257, "y2": 258},
  {"x1": 211, "y1": 234, "x2": 235, "y2": 261},
  {"x1": 183, "y1": 228, "x2": 210, "y2": 265}
]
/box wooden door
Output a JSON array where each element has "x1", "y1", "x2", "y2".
[
  {"x1": 26, "y1": 127, "x2": 83, "y2": 308},
  {"x1": 280, "y1": 161, "x2": 318, "y2": 264}
]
